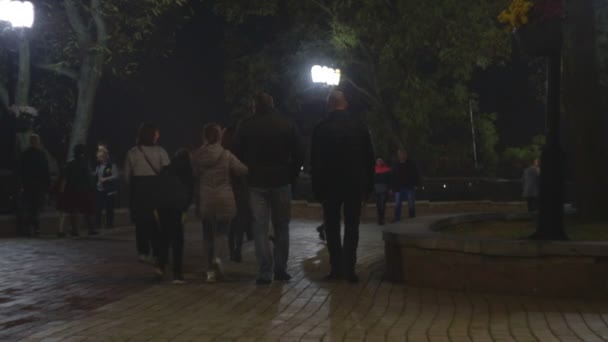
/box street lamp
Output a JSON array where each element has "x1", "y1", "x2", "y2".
[
  {"x1": 0, "y1": 1, "x2": 35, "y2": 28},
  {"x1": 311, "y1": 65, "x2": 341, "y2": 86}
]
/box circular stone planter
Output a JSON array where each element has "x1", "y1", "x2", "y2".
[{"x1": 383, "y1": 213, "x2": 608, "y2": 298}]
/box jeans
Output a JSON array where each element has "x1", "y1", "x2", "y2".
[
  {"x1": 394, "y1": 187, "x2": 416, "y2": 221},
  {"x1": 375, "y1": 191, "x2": 388, "y2": 224},
  {"x1": 250, "y1": 185, "x2": 291, "y2": 281},
  {"x1": 157, "y1": 208, "x2": 185, "y2": 277},
  {"x1": 202, "y1": 219, "x2": 231, "y2": 270},
  {"x1": 229, "y1": 183, "x2": 252, "y2": 255},
  {"x1": 323, "y1": 190, "x2": 362, "y2": 276},
  {"x1": 96, "y1": 190, "x2": 115, "y2": 229},
  {"x1": 20, "y1": 190, "x2": 45, "y2": 235},
  {"x1": 134, "y1": 208, "x2": 159, "y2": 258}
]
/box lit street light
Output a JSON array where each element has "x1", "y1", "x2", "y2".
[
  {"x1": 0, "y1": 0, "x2": 35, "y2": 28},
  {"x1": 311, "y1": 65, "x2": 341, "y2": 86}
]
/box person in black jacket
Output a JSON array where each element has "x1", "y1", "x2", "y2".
[
  {"x1": 392, "y1": 149, "x2": 420, "y2": 221},
  {"x1": 61, "y1": 144, "x2": 97, "y2": 236},
  {"x1": 18, "y1": 134, "x2": 50, "y2": 236},
  {"x1": 310, "y1": 91, "x2": 375, "y2": 283},
  {"x1": 235, "y1": 92, "x2": 305, "y2": 285},
  {"x1": 157, "y1": 148, "x2": 193, "y2": 284}
]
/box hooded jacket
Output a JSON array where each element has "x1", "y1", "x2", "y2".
[{"x1": 192, "y1": 143, "x2": 248, "y2": 220}]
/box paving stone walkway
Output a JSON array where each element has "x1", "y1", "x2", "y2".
[{"x1": 1, "y1": 220, "x2": 608, "y2": 341}]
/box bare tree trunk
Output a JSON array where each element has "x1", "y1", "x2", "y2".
[
  {"x1": 67, "y1": 54, "x2": 103, "y2": 159},
  {"x1": 15, "y1": 30, "x2": 30, "y2": 106},
  {"x1": 563, "y1": 0, "x2": 608, "y2": 220}
]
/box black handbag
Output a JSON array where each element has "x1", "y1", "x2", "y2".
[{"x1": 138, "y1": 147, "x2": 189, "y2": 210}]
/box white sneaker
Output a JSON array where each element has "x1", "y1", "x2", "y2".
[
  {"x1": 206, "y1": 271, "x2": 216, "y2": 283},
  {"x1": 172, "y1": 279, "x2": 187, "y2": 285},
  {"x1": 213, "y1": 258, "x2": 224, "y2": 280}
]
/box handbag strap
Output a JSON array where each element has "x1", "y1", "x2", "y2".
[{"x1": 137, "y1": 146, "x2": 161, "y2": 175}]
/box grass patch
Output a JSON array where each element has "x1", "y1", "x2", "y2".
[{"x1": 442, "y1": 219, "x2": 608, "y2": 241}]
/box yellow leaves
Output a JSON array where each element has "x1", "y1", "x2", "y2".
[{"x1": 498, "y1": 0, "x2": 534, "y2": 31}]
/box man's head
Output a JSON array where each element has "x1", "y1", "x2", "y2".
[
  {"x1": 137, "y1": 123, "x2": 160, "y2": 146},
  {"x1": 397, "y1": 149, "x2": 408, "y2": 162},
  {"x1": 29, "y1": 134, "x2": 41, "y2": 149},
  {"x1": 96, "y1": 149, "x2": 109, "y2": 163},
  {"x1": 533, "y1": 158, "x2": 540, "y2": 168},
  {"x1": 376, "y1": 158, "x2": 385, "y2": 167},
  {"x1": 252, "y1": 92, "x2": 274, "y2": 115},
  {"x1": 327, "y1": 90, "x2": 348, "y2": 112},
  {"x1": 203, "y1": 123, "x2": 222, "y2": 144}
]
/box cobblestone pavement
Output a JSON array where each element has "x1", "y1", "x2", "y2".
[{"x1": 1, "y1": 220, "x2": 608, "y2": 341}]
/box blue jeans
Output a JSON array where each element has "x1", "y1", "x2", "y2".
[
  {"x1": 250, "y1": 185, "x2": 291, "y2": 281},
  {"x1": 394, "y1": 187, "x2": 416, "y2": 220}
]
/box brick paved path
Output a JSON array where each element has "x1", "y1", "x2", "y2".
[{"x1": 1, "y1": 220, "x2": 607, "y2": 341}]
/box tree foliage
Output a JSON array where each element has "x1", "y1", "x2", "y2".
[{"x1": 215, "y1": 0, "x2": 511, "y2": 174}]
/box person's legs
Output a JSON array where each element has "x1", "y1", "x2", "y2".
[
  {"x1": 376, "y1": 192, "x2": 387, "y2": 225},
  {"x1": 135, "y1": 209, "x2": 153, "y2": 257},
  {"x1": 156, "y1": 208, "x2": 172, "y2": 274},
  {"x1": 106, "y1": 193, "x2": 115, "y2": 228},
  {"x1": 229, "y1": 187, "x2": 247, "y2": 261},
  {"x1": 406, "y1": 187, "x2": 416, "y2": 218},
  {"x1": 250, "y1": 188, "x2": 273, "y2": 282},
  {"x1": 172, "y1": 210, "x2": 185, "y2": 279},
  {"x1": 213, "y1": 219, "x2": 231, "y2": 279},
  {"x1": 95, "y1": 191, "x2": 105, "y2": 229},
  {"x1": 343, "y1": 195, "x2": 362, "y2": 280},
  {"x1": 270, "y1": 185, "x2": 291, "y2": 278},
  {"x1": 322, "y1": 197, "x2": 343, "y2": 277},
  {"x1": 201, "y1": 219, "x2": 215, "y2": 272},
  {"x1": 394, "y1": 189, "x2": 404, "y2": 222}
]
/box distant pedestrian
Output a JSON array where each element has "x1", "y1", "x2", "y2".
[
  {"x1": 124, "y1": 123, "x2": 170, "y2": 265},
  {"x1": 374, "y1": 158, "x2": 391, "y2": 225},
  {"x1": 18, "y1": 134, "x2": 50, "y2": 236},
  {"x1": 61, "y1": 144, "x2": 97, "y2": 236},
  {"x1": 310, "y1": 91, "x2": 375, "y2": 283},
  {"x1": 157, "y1": 148, "x2": 194, "y2": 284},
  {"x1": 235, "y1": 92, "x2": 305, "y2": 285},
  {"x1": 95, "y1": 148, "x2": 119, "y2": 229},
  {"x1": 193, "y1": 123, "x2": 248, "y2": 282},
  {"x1": 522, "y1": 158, "x2": 540, "y2": 212},
  {"x1": 392, "y1": 149, "x2": 420, "y2": 221}
]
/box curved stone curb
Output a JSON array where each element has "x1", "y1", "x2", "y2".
[{"x1": 383, "y1": 212, "x2": 608, "y2": 298}]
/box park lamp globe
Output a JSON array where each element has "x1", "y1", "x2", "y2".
[
  {"x1": 311, "y1": 65, "x2": 341, "y2": 86},
  {"x1": 0, "y1": 0, "x2": 35, "y2": 28}
]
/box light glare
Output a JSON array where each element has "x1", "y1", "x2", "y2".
[
  {"x1": 311, "y1": 65, "x2": 341, "y2": 86},
  {"x1": 0, "y1": 1, "x2": 35, "y2": 28}
]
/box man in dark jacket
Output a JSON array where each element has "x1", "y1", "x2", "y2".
[
  {"x1": 235, "y1": 92, "x2": 304, "y2": 285},
  {"x1": 18, "y1": 134, "x2": 50, "y2": 236},
  {"x1": 392, "y1": 149, "x2": 420, "y2": 220},
  {"x1": 310, "y1": 91, "x2": 375, "y2": 283}
]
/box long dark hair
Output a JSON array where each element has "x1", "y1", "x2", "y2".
[{"x1": 137, "y1": 123, "x2": 158, "y2": 146}]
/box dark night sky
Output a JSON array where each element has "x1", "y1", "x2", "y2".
[{"x1": 86, "y1": 4, "x2": 545, "y2": 164}]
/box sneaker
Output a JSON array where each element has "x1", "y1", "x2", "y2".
[
  {"x1": 316, "y1": 225, "x2": 326, "y2": 241},
  {"x1": 154, "y1": 267, "x2": 164, "y2": 278},
  {"x1": 274, "y1": 271, "x2": 292, "y2": 282},
  {"x1": 256, "y1": 278, "x2": 271, "y2": 285},
  {"x1": 172, "y1": 278, "x2": 187, "y2": 285},
  {"x1": 323, "y1": 272, "x2": 341, "y2": 282},
  {"x1": 206, "y1": 271, "x2": 217, "y2": 283}
]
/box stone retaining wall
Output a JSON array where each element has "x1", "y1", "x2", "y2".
[{"x1": 383, "y1": 213, "x2": 608, "y2": 298}]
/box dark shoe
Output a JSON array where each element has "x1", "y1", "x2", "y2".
[
  {"x1": 57, "y1": 232, "x2": 66, "y2": 238},
  {"x1": 316, "y1": 225, "x2": 326, "y2": 241},
  {"x1": 256, "y1": 278, "x2": 272, "y2": 285},
  {"x1": 323, "y1": 272, "x2": 341, "y2": 281},
  {"x1": 230, "y1": 250, "x2": 242, "y2": 263},
  {"x1": 274, "y1": 272, "x2": 292, "y2": 281},
  {"x1": 346, "y1": 273, "x2": 359, "y2": 283}
]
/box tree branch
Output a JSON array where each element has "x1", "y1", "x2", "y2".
[
  {"x1": 64, "y1": 0, "x2": 91, "y2": 44},
  {"x1": 309, "y1": 0, "x2": 334, "y2": 18},
  {"x1": 342, "y1": 76, "x2": 380, "y2": 106},
  {"x1": 34, "y1": 62, "x2": 78, "y2": 80},
  {"x1": 91, "y1": 0, "x2": 108, "y2": 48}
]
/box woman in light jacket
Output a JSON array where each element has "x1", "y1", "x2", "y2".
[{"x1": 192, "y1": 123, "x2": 248, "y2": 282}]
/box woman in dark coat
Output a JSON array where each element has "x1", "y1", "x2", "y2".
[{"x1": 61, "y1": 144, "x2": 97, "y2": 236}]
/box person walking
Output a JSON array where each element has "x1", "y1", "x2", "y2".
[
  {"x1": 392, "y1": 149, "x2": 420, "y2": 221},
  {"x1": 124, "y1": 123, "x2": 170, "y2": 265},
  {"x1": 18, "y1": 134, "x2": 50, "y2": 236},
  {"x1": 193, "y1": 123, "x2": 248, "y2": 282},
  {"x1": 157, "y1": 148, "x2": 194, "y2": 284},
  {"x1": 95, "y1": 148, "x2": 119, "y2": 229},
  {"x1": 310, "y1": 91, "x2": 375, "y2": 283},
  {"x1": 61, "y1": 144, "x2": 97, "y2": 236},
  {"x1": 374, "y1": 158, "x2": 392, "y2": 225},
  {"x1": 235, "y1": 92, "x2": 304, "y2": 285},
  {"x1": 522, "y1": 158, "x2": 540, "y2": 212}
]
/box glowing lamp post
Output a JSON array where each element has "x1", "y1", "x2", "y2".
[
  {"x1": 311, "y1": 65, "x2": 341, "y2": 86},
  {"x1": 0, "y1": 0, "x2": 35, "y2": 28}
]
